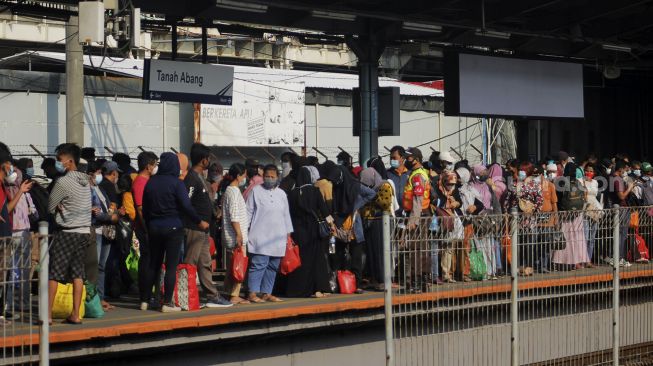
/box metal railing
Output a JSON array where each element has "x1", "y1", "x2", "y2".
[
  {"x1": 382, "y1": 206, "x2": 653, "y2": 366},
  {"x1": 1, "y1": 223, "x2": 50, "y2": 366}
]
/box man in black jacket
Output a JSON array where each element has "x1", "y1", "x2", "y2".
[{"x1": 183, "y1": 143, "x2": 232, "y2": 308}]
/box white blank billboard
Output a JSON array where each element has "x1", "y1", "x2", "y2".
[{"x1": 445, "y1": 53, "x2": 584, "y2": 118}]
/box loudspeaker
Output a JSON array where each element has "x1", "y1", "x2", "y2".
[{"x1": 352, "y1": 87, "x2": 400, "y2": 137}]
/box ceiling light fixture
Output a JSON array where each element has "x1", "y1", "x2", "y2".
[
  {"x1": 312, "y1": 10, "x2": 356, "y2": 21},
  {"x1": 475, "y1": 29, "x2": 511, "y2": 39},
  {"x1": 402, "y1": 21, "x2": 442, "y2": 33},
  {"x1": 216, "y1": 0, "x2": 268, "y2": 13},
  {"x1": 602, "y1": 44, "x2": 631, "y2": 53}
]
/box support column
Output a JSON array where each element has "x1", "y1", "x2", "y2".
[
  {"x1": 347, "y1": 26, "x2": 385, "y2": 165},
  {"x1": 201, "y1": 27, "x2": 208, "y2": 64},
  {"x1": 171, "y1": 24, "x2": 178, "y2": 60},
  {"x1": 65, "y1": 16, "x2": 84, "y2": 146}
]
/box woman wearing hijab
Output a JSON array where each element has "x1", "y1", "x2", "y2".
[
  {"x1": 433, "y1": 171, "x2": 463, "y2": 283},
  {"x1": 552, "y1": 163, "x2": 590, "y2": 270},
  {"x1": 455, "y1": 167, "x2": 485, "y2": 281},
  {"x1": 502, "y1": 162, "x2": 543, "y2": 276},
  {"x1": 142, "y1": 152, "x2": 209, "y2": 312},
  {"x1": 331, "y1": 165, "x2": 375, "y2": 293},
  {"x1": 315, "y1": 161, "x2": 338, "y2": 213},
  {"x1": 359, "y1": 167, "x2": 396, "y2": 290},
  {"x1": 286, "y1": 167, "x2": 333, "y2": 298},
  {"x1": 471, "y1": 164, "x2": 502, "y2": 280}
]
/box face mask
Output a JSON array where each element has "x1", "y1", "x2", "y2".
[
  {"x1": 281, "y1": 162, "x2": 291, "y2": 178},
  {"x1": 548, "y1": 172, "x2": 557, "y2": 180},
  {"x1": 585, "y1": 172, "x2": 595, "y2": 180},
  {"x1": 337, "y1": 160, "x2": 344, "y2": 166},
  {"x1": 446, "y1": 164, "x2": 454, "y2": 171},
  {"x1": 26, "y1": 167, "x2": 34, "y2": 177},
  {"x1": 404, "y1": 160, "x2": 415, "y2": 170},
  {"x1": 622, "y1": 171, "x2": 628, "y2": 178},
  {"x1": 606, "y1": 168, "x2": 612, "y2": 175},
  {"x1": 94, "y1": 174, "x2": 103, "y2": 185},
  {"x1": 55, "y1": 161, "x2": 66, "y2": 173},
  {"x1": 518, "y1": 171, "x2": 527, "y2": 181},
  {"x1": 5, "y1": 165, "x2": 17, "y2": 184},
  {"x1": 238, "y1": 178, "x2": 246, "y2": 187},
  {"x1": 533, "y1": 176, "x2": 541, "y2": 184},
  {"x1": 263, "y1": 178, "x2": 277, "y2": 189},
  {"x1": 634, "y1": 169, "x2": 641, "y2": 177},
  {"x1": 152, "y1": 165, "x2": 158, "y2": 175},
  {"x1": 390, "y1": 160, "x2": 400, "y2": 169}
]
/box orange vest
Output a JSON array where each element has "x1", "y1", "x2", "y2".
[{"x1": 403, "y1": 167, "x2": 431, "y2": 211}]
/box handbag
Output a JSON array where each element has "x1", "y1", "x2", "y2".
[
  {"x1": 52, "y1": 283, "x2": 86, "y2": 319},
  {"x1": 230, "y1": 246, "x2": 248, "y2": 282},
  {"x1": 469, "y1": 240, "x2": 487, "y2": 281},
  {"x1": 84, "y1": 282, "x2": 105, "y2": 319},
  {"x1": 337, "y1": 270, "x2": 356, "y2": 294},
  {"x1": 517, "y1": 183, "x2": 535, "y2": 214},
  {"x1": 125, "y1": 248, "x2": 139, "y2": 283},
  {"x1": 311, "y1": 210, "x2": 332, "y2": 239},
  {"x1": 333, "y1": 214, "x2": 356, "y2": 242},
  {"x1": 436, "y1": 207, "x2": 455, "y2": 232},
  {"x1": 159, "y1": 264, "x2": 201, "y2": 311},
  {"x1": 630, "y1": 211, "x2": 640, "y2": 229},
  {"x1": 280, "y1": 237, "x2": 301, "y2": 275}
]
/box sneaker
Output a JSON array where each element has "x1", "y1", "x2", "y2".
[
  {"x1": 604, "y1": 257, "x2": 615, "y2": 266},
  {"x1": 619, "y1": 259, "x2": 632, "y2": 267},
  {"x1": 4, "y1": 312, "x2": 20, "y2": 321},
  {"x1": 205, "y1": 296, "x2": 234, "y2": 308},
  {"x1": 161, "y1": 303, "x2": 181, "y2": 313},
  {"x1": 635, "y1": 258, "x2": 649, "y2": 264},
  {"x1": 139, "y1": 302, "x2": 148, "y2": 311}
]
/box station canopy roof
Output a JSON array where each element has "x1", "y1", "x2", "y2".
[{"x1": 8, "y1": 0, "x2": 653, "y2": 70}]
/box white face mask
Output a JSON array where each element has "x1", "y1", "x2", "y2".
[
  {"x1": 281, "y1": 162, "x2": 291, "y2": 178},
  {"x1": 152, "y1": 165, "x2": 158, "y2": 175},
  {"x1": 605, "y1": 168, "x2": 612, "y2": 175}
]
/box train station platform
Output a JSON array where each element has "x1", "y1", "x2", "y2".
[{"x1": 3, "y1": 263, "x2": 653, "y2": 364}]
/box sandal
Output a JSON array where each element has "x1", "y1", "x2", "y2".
[
  {"x1": 247, "y1": 294, "x2": 265, "y2": 303},
  {"x1": 311, "y1": 292, "x2": 330, "y2": 298},
  {"x1": 230, "y1": 297, "x2": 251, "y2": 305},
  {"x1": 262, "y1": 294, "x2": 284, "y2": 302},
  {"x1": 63, "y1": 317, "x2": 82, "y2": 325}
]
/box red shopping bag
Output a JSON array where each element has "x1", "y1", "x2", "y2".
[
  {"x1": 231, "y1": 246, "x2": 248, "y2": 282},
  {"x1": 280, "y1": 237, "x2": 301, "y2": 275},
  {"x1": 209, "y1": 236, "x2": 217, "y2": 271},
  {"x1": 160, "y1": 264, "x2": 201, "y2": 311},
  {"x1": 627, "y1": 230, "x2": 650, "y2": 262},
  {"x1": 337, "y1": 270, "x2": 356, "y2": 294}
]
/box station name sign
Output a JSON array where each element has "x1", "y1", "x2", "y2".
[{"x1": 142, "y1": 59, "x2": 234, "y2": 105}]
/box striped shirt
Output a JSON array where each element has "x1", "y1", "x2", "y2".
[
  {"x1": 221, "y1": 186, "x2": 249, "y2": 249},
  {"x1": 48, "y1": 170, "x2": 92, "y2": 233}
]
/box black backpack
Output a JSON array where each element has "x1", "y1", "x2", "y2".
[
  {"x1": 559, "y1": 183, "x2": 585, "y2": 211},
  {"x1": 28, "y1": 182, "x2": 50, "y2": 231}
]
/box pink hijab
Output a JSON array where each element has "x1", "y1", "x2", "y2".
[
  {"x1": 471, "y1": 164, "x2": 492, "y2": 210},
  {"x1": 487, "y1": 163, "x2": 507, "y2": 200}
]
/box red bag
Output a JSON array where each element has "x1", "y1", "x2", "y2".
[
  {"x1": 160, "y1": 264, "x2": 201, "y2": 311},
  {"x1": 230, "y1": 246, "x2": 248, "y2": 282},
  {"x1": 337, "y1": 270, "x2": 356, "y2": 294},
  {"x1": 209, "y1": 236, "x2": 218, "y2": 271},
  {"x1": 627, "y1": 231, "x2": 650, "y2": 262},
  {"x1": 280, "y1": 237, "x2": 301, "y2": 275}
]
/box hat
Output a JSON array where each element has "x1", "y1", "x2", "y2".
[
  {"x1": 405, "y1": 147, "x2": 423, "y2": 162},
  {"x1": 438, "y1": 151, "x2": 455, "y2": 164},
  {"x1": 558, "y1": 151, "x2": 569, "y2": 162},
  {"x1": 642, "y1": 162, "x2": 653, "y2": 173},
  {"x1": 245, "y1": 158, "x2": 260, "y2": 168},
  {"x1": 102, "y1": 161, "x2": 122, "y2": 174}
]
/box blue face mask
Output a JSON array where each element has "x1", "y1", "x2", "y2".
[
  {"x1": 390, "y1": 160, "x2": 400, "y2": 169},
  {"x1": 55, "y1": 161, "x2": 66, "y2": 173},
  {"x1": 26, "y1": 167, "x2": 34, "y2": 177},
  {"x1": 94, "y1": 174, "x2": 103, "y2": 185},
  {"x1": 633, "y1": 169, "x2": 641, "y2": 177},
  {"x1": 518, "y1": 171, "x2": 527, "y2": 181}
]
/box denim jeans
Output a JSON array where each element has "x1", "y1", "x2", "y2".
[
  {"x1": 583, "y1": 219, "x2": 598, "y2": 262},
  {"x1": 96, "y1": 233, "x2": 111, "y2": 300},
  {"x1": 430, "y1": 240, "x2": 439, "y2": 279},
  {"x1": 247, "y1": 254, "x2": 281, "y2": 294},
  {"x1": 6, "y1": 230, "x2": 31, "y2": 311}
]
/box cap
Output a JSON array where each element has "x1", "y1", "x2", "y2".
[
  {"x1": 558, "y1": 151, "x2": 569, "y2": 161},
  {"x1": 642, "y1": 162, "x2": 653, "y2": 173},
  {"x1": 245, "y1": 158, "x2": 260, "y2": 168},
  {"x1": 405, "y1": 147, "x2": 423, "y2": 162},
  {"x1": 102, "y1": 161, "x2": 122, "y2": 174},
  {"x1": 438, "y1": 151, "x2": 455, "y2": 164}
]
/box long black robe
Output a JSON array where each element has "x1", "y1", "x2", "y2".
[{"x1": 286, "y1": 168, "x2": 331, "y2": 297}]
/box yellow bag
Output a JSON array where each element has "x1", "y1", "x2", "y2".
[{"x1": 52, "y1": 283, "x2": 86, "y2": 319}]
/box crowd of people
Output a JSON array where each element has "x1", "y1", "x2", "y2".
[{"x1": 0, "y1": 140, "x2": 652, "y2": 324}]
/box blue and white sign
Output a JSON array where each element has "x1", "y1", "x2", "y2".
[{"x1": 142, "y1": 59, "x2": 234, "y2": 105}]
